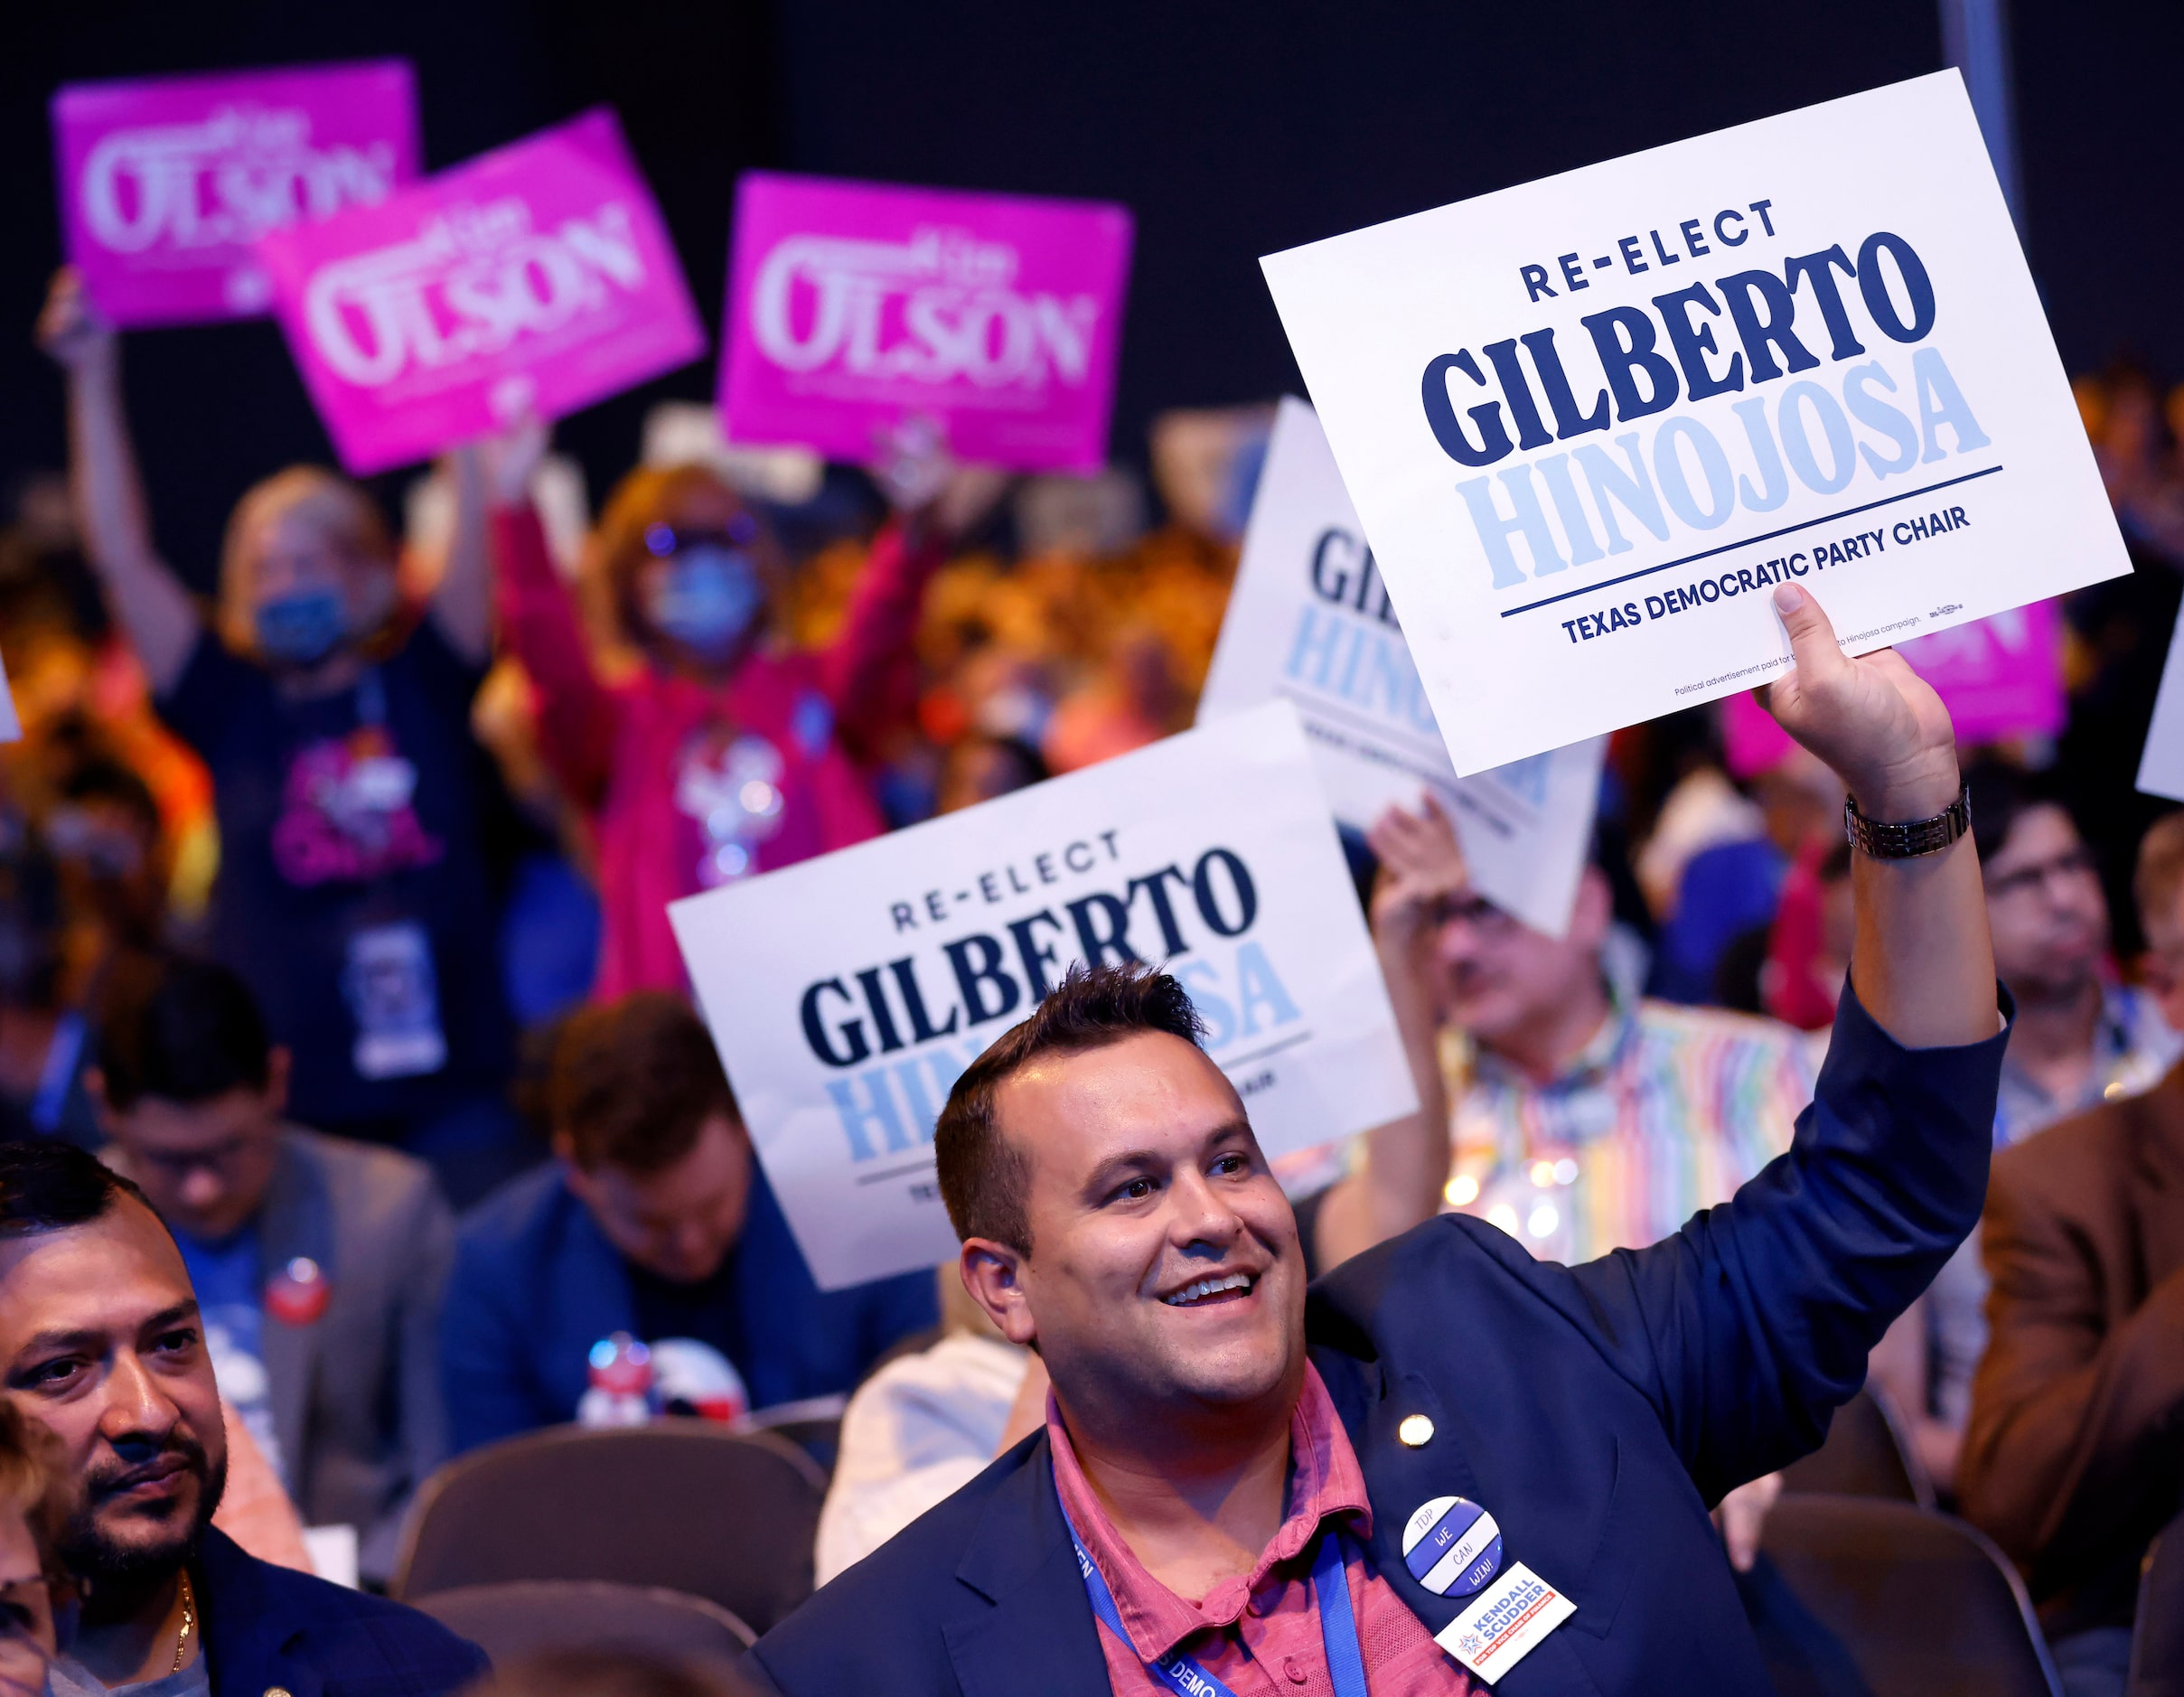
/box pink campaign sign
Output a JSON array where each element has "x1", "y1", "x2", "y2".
[
  {"x1": 1723, "y1": 599, "x2": 2066, "y2": 776},
  {"x1": 257, "y1": 108, "x2": 706, "y2": 475},
  {"x1": 52, "y1": 61, "x2": 420, "y2": 328},
  {"x1": 720, "y1": 172, "x2": 1134, "y2": 472}
]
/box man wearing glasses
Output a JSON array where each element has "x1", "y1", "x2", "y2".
[
  {"x1": 88, "y1": 953, "x2": 456, "y2": 1588},
  {"x1": 1968, "y1": 758, "x2": 2178, "y2": 1148},
  {"x1": 1899, "y1": 759, "x2": 2184, "y2": 1498},
  {"x1": 1358, "y1": 801, "x2": 1815, "y2": 1271}
]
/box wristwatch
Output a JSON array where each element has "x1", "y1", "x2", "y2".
[{"x1": 1842, "y1": 782, "x2": 1972, "y2": 859}]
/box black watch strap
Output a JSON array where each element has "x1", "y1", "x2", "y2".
[{"x1": 1843, "y1": 782, "x2": 1972, "y2": 860}]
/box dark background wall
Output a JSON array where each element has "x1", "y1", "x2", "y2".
[{"x1": 3, "y1": 0, "x2": 2177, "y2": 589}]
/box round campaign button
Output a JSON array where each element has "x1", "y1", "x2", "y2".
[
  {"x1": 265, "y1": 1257, "x2": 331, "y2": 1327},
  {"x1": 1401, "y1": 1495, "x2": 1504, "y2": 1599}
]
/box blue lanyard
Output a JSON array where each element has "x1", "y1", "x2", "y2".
[{"x1": 1062, "y1": 1503, "x2": 1370, "y2": 1697}]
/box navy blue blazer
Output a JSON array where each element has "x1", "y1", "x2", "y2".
[
  {"x1": 752, "y1": 983, "x2": 2008, "y2": 1695},
  {"x1": 194, "y1": 1525, "x2": 487, "y2": 1696},
  {"x1": 442, "y1": 1162, "x2": 937, "y2": 1452}
]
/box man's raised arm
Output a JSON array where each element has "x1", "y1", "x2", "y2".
[{"x1": 1537, "y1": 580, "x2": 2006, "y2": 1505}]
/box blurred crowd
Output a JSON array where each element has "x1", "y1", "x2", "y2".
[{"x1": 3, "y1": 275, "x2": 2183, "y2": 1697}]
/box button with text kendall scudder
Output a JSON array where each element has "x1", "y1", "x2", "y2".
[{"x1": 1438, "y1": 1562, "x2": 1576, "y2": 1683}]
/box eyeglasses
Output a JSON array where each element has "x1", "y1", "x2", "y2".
[
  {"x1": 642, "y1": 517, "x2": 759, "y2": 557},
  {"x1": 1985, "y1": 845, "x2": 2098, "y2": 903},
  {"x1": 1424, "y1": 891, "x2": 1521, "y2": 937},
  {"x1": 131, "y1": 1135, "x2": 266, "y2": 1186}
]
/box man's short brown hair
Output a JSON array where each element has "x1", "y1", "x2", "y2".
[
  {"x1": 933, "y1": 963, "x2": 1205, "y2": 1252},
  {"x1": 549, "y1": 991, "x2": 738, "y2": 1176},
  {"x1": 2136, "y1": 810, "x2": 2184, "y2": 947}
]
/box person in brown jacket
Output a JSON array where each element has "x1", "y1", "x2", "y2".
[{"x1": 1959, "y1": 809, "x2": 2184, "y2": 1697}]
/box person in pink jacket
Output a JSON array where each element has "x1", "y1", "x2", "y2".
[{"x1": 485, "y1": 423, "x2": 1002, "y2": 998}]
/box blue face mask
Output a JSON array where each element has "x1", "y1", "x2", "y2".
[
  {"x1": 255, "y1": 587, "x2": 349, "y2": 669},
  {"x1": 646, "y1": 546, "x2": 763, "y2": 661}
]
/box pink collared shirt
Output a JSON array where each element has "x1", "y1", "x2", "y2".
[{"x1": 1048, "y1": 1364, "x2": 1473, "y2": 1696}]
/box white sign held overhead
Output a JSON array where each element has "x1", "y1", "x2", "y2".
[
  {"x1": 1198, "y1": 398, "x2": 1606, "y2": 937},
  {"x1": 670, "y1": 702, "x2": 1417, "y2": 1290},
  {"x1": 2136, "y1": 604, "x2": 2184, "y2": 803},
  {"x1": 1261, "y1": 71, "x2": 2128, "y2": 775}
]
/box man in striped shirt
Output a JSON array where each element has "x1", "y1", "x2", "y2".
[{"x1": 1366, "y1": 802, "x2": 1816, "y2": 1269}]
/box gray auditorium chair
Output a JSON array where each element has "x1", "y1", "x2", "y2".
[
  {"x1": 2132, "y1": 1519, "x2": 2184, "y2": 1697},
  {"x1": 1780, "y1": 1385, "x2": 1934, "y2": 1508},
  {"x1": 1751, "y1": 1495, "x2": 2062, "y2": 1697},
  {"x1": 392, "y1": 1420, "x2": 828, "y2": 1635},
  {"x1": 412, "y1": 1579, "x2": 755, "y2": 1664},
  {"x1": 740, "y1": 1393, "x2": 848, "y2": 1480}
]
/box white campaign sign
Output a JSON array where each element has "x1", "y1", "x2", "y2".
[
  {"x1": 2136, "y1": 604, "x2": 2184, "y2": 803},
  {"x1": 670, "y1": 702, "x2": 1417, "y2": 1289},
  {"x1": 1198, "y1": 398, "x2": 1606, "y2": 937},
  {"x1": 1261, "y1": 72, "x2": 2128, "y2": 774}
]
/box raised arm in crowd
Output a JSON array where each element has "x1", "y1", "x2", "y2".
[{"x1": 477, "y1": 416, "x2": 1006, "y2": 997}]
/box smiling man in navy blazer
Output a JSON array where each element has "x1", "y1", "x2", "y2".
[{"x1": 752, "y1": 582, "x2": 2008, "y2": 1694}]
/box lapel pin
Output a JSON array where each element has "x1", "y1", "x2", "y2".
[
  {"x1": 266, "y1": 1256, "x2": 330, "y2": 1327},
  {"x1": 1398, "y1": 1413, "x2": 1434, "y2": 1447}
]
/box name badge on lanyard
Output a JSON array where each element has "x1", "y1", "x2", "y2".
[{"x1": 342, "y1": 919, "x2": 447, "y2": 1080}]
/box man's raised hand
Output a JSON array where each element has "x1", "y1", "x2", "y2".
[
  {"x1": 1761, "y1": 582, "x2": 1960, "y2": 822},
  {"x1": 1366, "y1": 794, "x2": 1470, "y2": 946},
  {"x1": 35, "y1": 267, "x2": 115, "y2": 373},
  {"x1": 870, "y1": 416, "x2": 1009, "y2": 548},
  {"x1": 477, "y1": 412, "x2": 551, "y2": 510}
]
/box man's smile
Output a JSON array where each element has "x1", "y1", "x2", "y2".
[{"x1": 1158, "y1": 1270, "x2": 1261, "y2": 1308}]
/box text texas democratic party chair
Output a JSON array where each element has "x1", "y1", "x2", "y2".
[
  {"x1": 411, "y1": 1579, "x2": 755, "y2": 1664},
  {"x1": 392, "y1": 1422, "x2": 829, "y2": 1635},
  {"x1": 1750, "y1": 1495, "x2": 2062, "y2": 1697}
]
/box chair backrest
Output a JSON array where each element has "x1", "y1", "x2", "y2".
[
  {"x1": 392, "y1": 1420, "x2": 829, "y2": 1634},
  {"x1": 411, "y1": 1579, "x2": 755, "y2": 1664},
  {"x1": 1780, "y1": 1387, "x2": 1933, "y2": 1509},
  {"x1": 2131, "y1": 1519, "x2": 2184, "y2": 1697},
  {"x1": 740, "y1": 1394, "x2": 848, "y2": 1479},
  {"x1": 1757, "y1": 1495, "x2": 2062, "y2": 1697}
]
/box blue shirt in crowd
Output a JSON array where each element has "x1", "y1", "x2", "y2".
[
  {"x1": 173, "y1": 1224, "x2": 286, "y2": 1486},
  {"x1": 440, "y1": 1162, "x2": 936, "y2": 1453}
]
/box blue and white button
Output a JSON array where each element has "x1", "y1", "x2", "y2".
[{"x1": 1401, "y1": 1495, "x2": 1504, "y2": 1599}]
